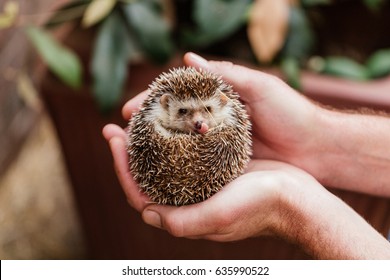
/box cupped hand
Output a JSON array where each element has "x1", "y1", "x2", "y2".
[
  {"x1": 102, "y1": 123, "x2": 150, "y2": 212},
  {"x1": 102, "y1": 53, "x2": 324, "y2": 240},
  {"x1": 102, "y1": 122, "x2": 321, "y2": 241},
  {"x1": 140, "y1": 159, "x2": 321, "y2": 241}
]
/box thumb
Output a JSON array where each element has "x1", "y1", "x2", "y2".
[{"x1": 141, "y1": 202, "x2": 222, "y2": 239}]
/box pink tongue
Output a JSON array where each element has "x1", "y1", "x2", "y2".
[{"x1": 198, "y1": 122, "x2": 209, "y2": 134}]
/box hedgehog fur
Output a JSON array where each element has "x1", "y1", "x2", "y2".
[{"x1": 127, "y1": 67, "x2": 252, "y2": 206}]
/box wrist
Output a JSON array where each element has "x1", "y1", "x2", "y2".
[
  {"x1": 275, "y1": 178, "x2": 342, "y2": 258},
  {"x1": 275, "y1": 174, "x2": 390, "y2": 259},
  {"x1": 285, "y1": 106, "x2": 336, "y2": 187},
  {"x1": 274, "y1": 175, "x2": 323, "y2": 251},
  {"x1": 306, "y1": 107, "x2": 390, "y2": 195},
  {"x1": 273, "y1": 172, "x2": 355, "y2": 259},
  {"x1": 296, "y1": 106, "x2": 360, "y2": 188},
  {"x1": 307, "y1": 107, "x2": 343, "y2": 187}
]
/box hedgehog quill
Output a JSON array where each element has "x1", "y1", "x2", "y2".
[{"x1": 127, "y1": 67, "x2": 252, "y2": 206}]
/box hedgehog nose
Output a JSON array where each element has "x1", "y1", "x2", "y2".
[{"x1": 195, "y1": 121, "x2": 202, "y2": 130}]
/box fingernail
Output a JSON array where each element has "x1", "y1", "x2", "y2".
[
  {"x1": 143, "y1": 210, "x2": 162, "y2": 228},
  {"x1": 187, "y1": 52, "x2": 210, "y2": 69}
]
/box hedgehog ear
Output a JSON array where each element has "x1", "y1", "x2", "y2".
[
  {"x1": 160, "y1": 93, "x2": 171, "y2": 109},
  {"x1": 219, "y1": 90, "x2": 229, "y2": 106}
]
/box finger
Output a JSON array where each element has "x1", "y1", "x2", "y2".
[
  {"x1": 122, "y1": 90, "x2": 150, "y2": 120},
  {"x1": 142, "y1": 201, "x2": 238, "y2": 241},
  {"x1": 142, "y1": 203, "x2": 221, "y2": 239},
  {"x1": 108, "y1": 136, "x2": 150, "y2": 212},
  {"x1": 183, "y1": 52, "x2": 210, "y2": 70},
  {"x1": 102, "y1": 124, "x2": 127, "y2": 142},
  {"x1": 246, "y1": 159, "x2": 292, "y2": 172},
  {"x1": 141, "y1": 174, "x2": 259, "y2": 240},
  {"x1": 184, "y1": 52, "x2": 285, "y2": 104}
]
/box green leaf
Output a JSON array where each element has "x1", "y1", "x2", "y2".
[
  {"x1": 194, "y1": 0, "x2": 250, "y2": 36},
  {"x1": 322, "y1": 57, "x2": 368, "y2": 81},
  {"x1": 366, "y1": 49, "x2": 390, "y2": 78},
  {"x1": 281, "y1": 57, "x2": 301, "y2": 89},
  {"x1": 281, "y1": 6, "x2": 314, "y2": 61},
  {"x1": 123, "y1": 1, "x2": 173, "y2": 64},
  {"x1": 44, "y1": 0, "x2": 91, "y2": 28},
  {"x1": 186, "y1": 0, "x2": 251, "y2": 47},
  {"x1": 82, "y1": 0, "x2": 116, "y2": 28},
  {"x1": 26, "y1": 26, "x2": 82, "y2": 89},
  {"x1": 362, "y1": 0, "x2": 385, "y2": 11},
  {"x1": 91, "y1": 10, "x2": 130, "y2": 112}
]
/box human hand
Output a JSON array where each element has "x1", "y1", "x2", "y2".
[
  {"x1": 103, "y1": 54, "x2": 390, "y2": 258},
  {"x1": 102, "y1": 109, "x2": 321, "y2": 244},
  {"x1": 102, "y1": 120, "x2": 320, "y2": 241},
  {"x1": 137, "y1": 158, "x2": 390, "y2": 259},
  {"x1": 139, "y1": 159, "x2": 321, "y2": 242},
  {"x1": 101, "y1": 119, "x2": 306, "y2": 237},
  {"x1": 104, "y1": 52, "x2": 324, "y2": 217}
]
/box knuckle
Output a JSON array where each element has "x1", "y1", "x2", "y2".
[
  {"x1": 213, "y1": 209, "x2": 235, "y2": 231},
  {"x1": 210, "y1": 60, "x2": 235, "y2": 71},
  {"x1": 163, "y1": 214, "x2": 185, "y2": 237}
]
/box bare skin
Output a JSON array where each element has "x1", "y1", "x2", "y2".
[{"x1": 102, "y1": 53, "x2": 390, "y2": 259}]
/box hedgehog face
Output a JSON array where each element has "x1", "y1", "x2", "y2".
[{"x1": 158, "y1": 91, "x2": 232, "y2": 134}]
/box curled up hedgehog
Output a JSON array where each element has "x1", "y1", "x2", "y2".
[{"x1": 127, "y1": 67, "x2": 252, "y2": 206}]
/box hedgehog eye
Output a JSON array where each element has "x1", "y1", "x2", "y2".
[
  {"x1": 205, "y1": 106, "x2": 212, "y2": 113},
  {"x1": 178, "y1": 108, "x2": 188, "y2": 115}
]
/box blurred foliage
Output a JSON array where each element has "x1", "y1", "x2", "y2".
[
  {"x1": 122, "y1": 0, "x2": 174, "y2": 64},
  {"x1": 183, "y1": 0, "x2": 251, "y2": 47},
  {"x1": 365, "y1": 49, "x2": 390, "y2": 78},
  {"x1": 15, "y1": 0, "x2": 390, "y2": 111},
  {"x1": 319, "y1": 57, "x2": 369, "y2": 81},
  {"x1": 362, "y1": 0, "x2": 387, "y2": 10},
  {"x1": 91, "y1": 9, "x2": 130, "y2": 112},
  {"x1": 308, "y1": 49, "x2": 390, "y2": 81},
  {"x1": 245, "y1": 0, "x2": 390, "y2": 88},
  {"x1": 0, "y1": 1, "x2": 19, "y2": 28},
  {"x1": 26, "y1": 26, "x2": 82, "y2": 89}
]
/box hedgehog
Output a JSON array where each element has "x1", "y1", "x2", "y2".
[{"x1": 127, "y1": 67, "x2": 252, "y2": 206}]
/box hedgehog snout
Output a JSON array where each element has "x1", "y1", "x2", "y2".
[
  {"x1": 191, "y1": 111, "x2": 209, "y2": 134},
  {"x1": 195, "y1": 121, "x2": 202, "y2": 130},
  {"x1": 194, "y1": 121, "x2": 209, "y2": 134}
]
